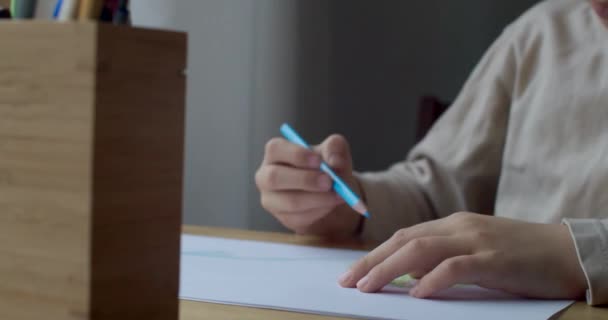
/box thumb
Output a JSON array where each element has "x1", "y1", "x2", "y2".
[{"x1": 313, "y1": 134, "x2": 353, "y2": 174}]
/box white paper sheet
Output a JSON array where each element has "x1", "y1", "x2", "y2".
[{"x1": 180, "y1": 234, "x2": 573, "y2": 320}]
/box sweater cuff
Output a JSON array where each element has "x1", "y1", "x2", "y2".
[
  {"x1": 354, "y1": 171, "x2": 434, "y2": 243},
  {"x1": 354, "y1": 172, "x2": 397, "y2": 242},
  {"x1": 562, "y1": 218, "x2": 608, "y2": 305}
]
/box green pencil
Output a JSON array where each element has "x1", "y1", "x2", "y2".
[{"x1": 11, "y1": 0, "x2": 38, "y2": 19}]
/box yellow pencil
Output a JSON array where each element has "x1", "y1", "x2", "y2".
[{"x1": 78, "y1": 0, "x2": 102, "y2": 20}]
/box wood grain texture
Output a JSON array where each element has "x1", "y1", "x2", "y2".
[
  {"x1": 90, "y1": 23, "x2": 186, "y2": 319},
  {"x1": 180, "y1": 225, "x2": 608, "y2": 320},
  {"x1": 0, "y1": 21, "x2": 96, "y2": 320},
  {"x1": 0, "y1": 21, "x2": 186, "y2": 320}
]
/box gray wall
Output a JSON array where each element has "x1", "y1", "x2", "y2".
[
  {"x1": 132, "y1": 0, "x2": 539, "y2": 231},
  {"x1": 176, "y1": 0, "x2": 257, "y2": 229},
  {"x1": 247, "y1": 1, "x2": 333, "y2": 231},
  {"x1": 328, "y1": 0, "x2": 538, "y2": 171},
  {"x1": 132, "y1": 0, "x2": 307, "y2": 230}
]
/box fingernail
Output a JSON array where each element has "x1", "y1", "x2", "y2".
[
  {"x1": 318, "y1": 175, "x2": 331, "y2": 190},
  {"x1": 309, "y1": 155, "x2": 321, "y2": 168},
  {"x1": 356, "y1": 275, "x2": 369, "y2": 289},
  {"x1": 328, "y1": 154, "x2": 344, "y2": 168},
  {"x1": 338, "y1": 270, "x2": 353, "y2": 284}
]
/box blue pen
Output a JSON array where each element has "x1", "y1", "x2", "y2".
[
  {"x1": 280, "y1": 123, "x2": 370, "y2": 218},
  {"x1": 52, "y1": 0, "x2": 63, "y2": 19}
]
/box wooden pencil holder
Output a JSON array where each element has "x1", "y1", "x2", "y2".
[{"x1": 0, "y1": 21, "x2": 186, "y2": 320}]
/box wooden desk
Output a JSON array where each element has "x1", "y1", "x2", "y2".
[{"x1": 179, "y1": 225, "x2": 608, "y2": 320}]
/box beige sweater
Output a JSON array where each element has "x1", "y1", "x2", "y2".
[{"x1": 358, "y1": 0, "x2": 608, "y2": 305}]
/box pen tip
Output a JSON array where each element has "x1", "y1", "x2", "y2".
[{"x1": 353, "y1": 202, "x2": 370, "y2": 218}]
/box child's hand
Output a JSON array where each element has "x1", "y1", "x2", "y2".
[
  {"x1": 339, "y1": 212, "x2": 587, "y2": 299},
  {"x1": 255, "y1": 134, "x2": 362, "y2": 237}
]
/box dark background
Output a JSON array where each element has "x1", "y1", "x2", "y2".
[{"x1": 295, "y1": 0, "x2": 538, "y2": 172}]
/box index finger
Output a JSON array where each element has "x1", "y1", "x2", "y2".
[
  {"x1": 411, "y1": 253, "x2": 488, "y2": 298},
  {"x1": 339, "y1": 219, "x2": 446, "y2": 288},
  {"x1": 264, "y1": 138, "x2": 321, "y2": 169},
  {"x1": 355, "y1": 236, "x2": 471, "y2": 293}
]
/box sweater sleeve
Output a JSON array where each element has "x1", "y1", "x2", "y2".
[
  {"x1": 563, "y1": 218, "x2": 608, "y2": 305},
  {"x1": 357, "y1": 26, "x2": 517, "y2": 242}
]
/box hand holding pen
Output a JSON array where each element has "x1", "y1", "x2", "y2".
[{"x1": 255, "y1": 124, "x2": 369, "y2": 237}]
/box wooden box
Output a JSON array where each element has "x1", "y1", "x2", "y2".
[{"x1": 0, "y1": 22, "x2": 186, "y2": 319}]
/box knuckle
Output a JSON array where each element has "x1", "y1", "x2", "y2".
[
  {"x1": 293, "y1": 146, "x2": 311, "y2": 161},
  {"x1": 484, "y1": 250, "x2": 502, "y2": 262},
  {"x1": 391, "y1": 229, "x2": 413, "y2": 247},
  {"x1": 265, "y1": 138, "x2": 283, "y2": 156},
  {"x1": 327, "y1": 133, "x2": 347, "y2": 143},
  {"x1": 451, "y1": 211, "x2": 472, "y2": 220},
  {"x1": 354, "y1": 255, "x2": 373, "y2": 273},
  {"x1": 443, "y1": 258, "x2": 465, "y2": 276},
  {"x1": 260, "y1": 195, "x2": 271, "y2": 211},
  {"x1": 469, "y1": 230, "x2": 492, "y2": 243},
  {"x1": 451, "y1": 211, "x2": 481, "y2": 229},
  {"x1": 264, "y1": 166, "x2": 280, "y2": 188},
  {"x1": 324, "y1": 134, "x2": 349, "y2": 152},
  {"x1": 283, "y1": 194, "x2": 302, "y2": 212},
  {"x1": 392, "y1": 229, "x2": 409, "y2": 243},
  {"x1": 405, "y1": 238, "x2": 429, "y2": 253},
  {"x1": 254, "y1": 168, "x2": 264, "y2": 188}
]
